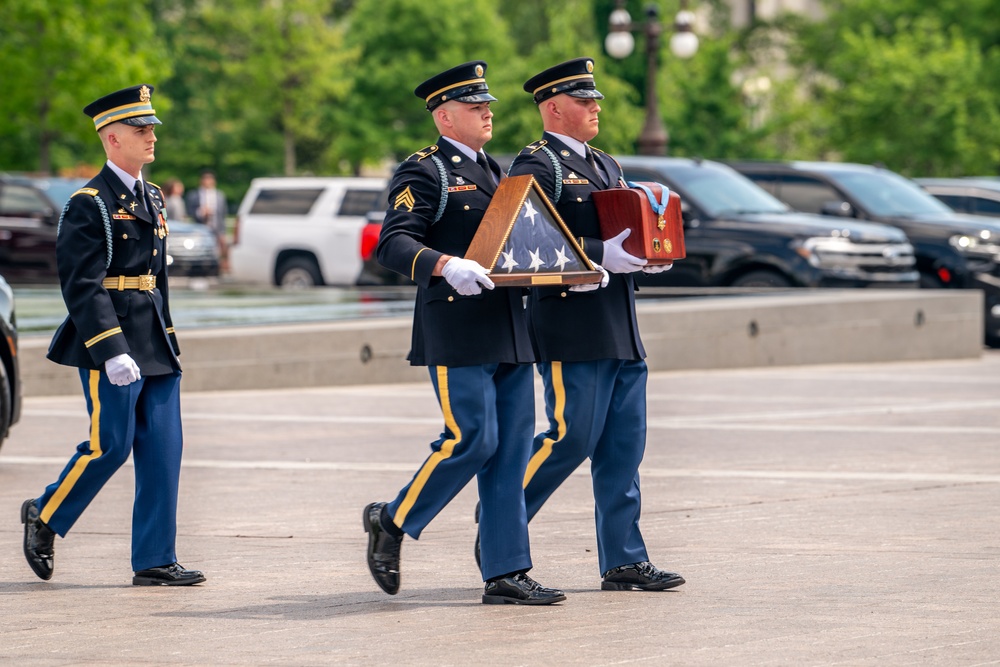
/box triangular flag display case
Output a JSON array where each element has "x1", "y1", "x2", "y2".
[{"x1": 464, "y1": 174, "x2": 604, "y2": 287}]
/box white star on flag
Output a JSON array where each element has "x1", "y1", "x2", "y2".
[
  {"x1": 522, "y1": 199, "x2": 539, "y2": 226},
  {"x1": 500, "y1": 249, "x2": 519, "y2": 272},
  {"x1": 528, "y1": 247, "x2": 545, "y2": 272},
  {"x1": 553, "y1": 245, "x2": 570, "y2": 270}
]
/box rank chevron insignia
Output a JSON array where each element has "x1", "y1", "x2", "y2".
[{"x1": 394, "y1": 186, "x2": 415, "y2": 211}]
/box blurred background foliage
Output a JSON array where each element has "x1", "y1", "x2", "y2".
[{"x1": 1, "y1": 0, "x2": 998, "y2": 205}]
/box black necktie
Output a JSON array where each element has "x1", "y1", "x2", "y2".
[
  {"x1": 134, "y1": 181, "x2": 148, "y2": 215},
  {"x1": 585, "y1": 146, "x2": 606, "y2": 187},
  {"x1": 476, "y1": 152, "x2": 495, "y2": 184}
]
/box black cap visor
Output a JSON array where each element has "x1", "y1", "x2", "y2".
[{"x1": 118, "y1": 115, "x2": 162, "y2": 127}]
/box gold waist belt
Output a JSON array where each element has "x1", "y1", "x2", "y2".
[{"x1": 102, "y1": 275, "x2": 156, "y2": 291}]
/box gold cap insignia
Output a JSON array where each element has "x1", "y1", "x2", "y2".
[
  {"x1": 139, "y1": 85, "x2": 151, "y2": 102},
  {"x1": 586, "y1": 60, "x2": 594, "y2": 73},
  {"x1": 475, "y1": 65, "x2": 484, "y2": 77}
]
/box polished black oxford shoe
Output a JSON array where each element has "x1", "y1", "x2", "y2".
[
  {"x1": 363, "y1": 502, "x2": 402, "y2": 595},
  {"x1": 482, "y1": 573, "x2": 566, "y2": 605},
  {"x1": 133, "y1": 563, "x2": 206, "y2": 586},
  {"x1": 601, "y1": 561, "x2": 685, "y2": 591},
  {"x1": 21, "y1": 499, "x2": 55, "y2": 581}
]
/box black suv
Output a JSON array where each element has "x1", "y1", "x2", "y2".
[
  {"x1": 0, "y1": 272, "x2": 22, "y2": 452},
  {"x1": 0, "y1": 175, "x2": 81, "y2": 283},
  {"x1": 729, "y1": 161, "x2": 1000, "y2": 347},
  {"x1": 616, "y1": 157, "x2": 918, "y2": 289}
]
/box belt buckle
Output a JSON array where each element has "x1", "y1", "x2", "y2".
[{"x1": 139, "y1": 275, "x2": 156, "y2": 291}]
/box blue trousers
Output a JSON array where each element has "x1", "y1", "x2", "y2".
[
  {"x1": 523, "y1": 359, "x2": 649, "y2": 575},
  {"x1": 387, "y1": 363, "x2": 534, "y2": 581},
  {"x1": 37, "y1": 369, "x2": 183, "y2": 571}
]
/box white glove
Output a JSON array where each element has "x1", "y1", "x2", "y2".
[
  {"x1": 441, "y1": 257, "x2": 495, "y2": 296},
  {"x1": 105, "y1": 353, "x2": 141, "y2": 386},
  {"x1": 601, "y1": 229, "x2": 647, "y2": 274},
  {"x1": 642, "y1": 262, "x2": 674, "y2": 274},
  {"x1": 569, "y1": 263, "x2": 609, "y2": 292}
]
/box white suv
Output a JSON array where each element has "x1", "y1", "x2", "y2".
[{"x1": 229, "y1": 176, "x2": 386, "y2": 288}]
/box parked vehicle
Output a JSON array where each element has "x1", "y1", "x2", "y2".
[
  {"x1": 165, "y1": 219, "x2": 221, "y2": 277},
  {"x1": 0, "y1": 272, "x2": 22, "y2": 452},
  {"x1": 0, "y1": 174, "x2": 78, "y2": 284},
  {"x1": 614, "y1": 157, "x2": 918, "y2": 289},
  {"x1": 915, "y1": 178, "x2": 1000, "y2": 218},
  {"x1": 230, "y1": 176, "x2": 386, "y2": 288},
  {"x1": 730, "y1": 161, "x2": 1000, "y2": 346}
]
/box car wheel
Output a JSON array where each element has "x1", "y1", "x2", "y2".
[
  {"x1": 730, "y1": 270, "x2": 793, "y2": 288},
  {"x1": 277, "y1": 257, "x2": 322, "y2": 289},
  {"x1": 0, "y1": 361, "x2": 11, "y2": 453}
]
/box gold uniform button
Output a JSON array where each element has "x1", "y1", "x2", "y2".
[
  {"x1": 153, "y1": 249, "x2": 158, "y2": 256},
  {"x1": 560, "y1": 291, "x2": 568, "y2": 297},
  {"x1": 122, "y1": 233, "x2": 128, "y2": 239},
  {"x1": 448, "y1": 296, "x2": 455, "y2": 302},
  {"x1": 576, "y1": 197, "x2": 583, "y2": 202},
  {"x1": 463, "y1": 204, "x2": 470, "y2": 210}
]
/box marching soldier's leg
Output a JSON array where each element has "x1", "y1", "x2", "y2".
[
  {"x1": 476, "y1": 362, "x2": 533, "y2": 581},
  {"x1": 523, "y1": 361, "x2": 610, "y2": 521},
  {"x1": 130, "y1": 371, "x2": 183, "y2": 572},
  {"x1": 38, "y1": 369, "x2": 140, "y2": 535},
  {"x1": 591, "y1": 360, "x2": 649, "y2": 574}
]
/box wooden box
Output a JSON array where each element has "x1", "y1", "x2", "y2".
[
  {"x1": 593, "y1": 182, "x2": 685, "y2": 263},
  {"x1": 465, "y1": 174, "x2": 604, "y2": 287}
]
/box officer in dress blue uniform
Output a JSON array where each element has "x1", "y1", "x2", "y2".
[
  {"x1": 506, "y1": 58, "x2": 685, "y2": 591},
  {"x1": 363, "y1": 61, "x2": 564, "y2": 605},
  {"x1": 20, "y1": 85, "x2": 205, "y2": 587}
]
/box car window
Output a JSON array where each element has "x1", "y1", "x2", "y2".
[
  {"x1": 337, "y1": 189, "x2": 383, "y2": 217},
  {"x1": 651, "y1": 163, "x2": 788, "y2": 217},
  {"x1": 971, "y1": 196, "x2": 1000, "y2": 216},
  {"x1": 931, "y1": 193, "x2": 965, "y2": 212},
  {"x1": 824, "y1": 170, "x2": 953, "y2": 217},
  {"x1": 0, "y1": 183, "x2": 51, "y2": 216},
  {"x1": 249, "y1": 188, "x2": 323, "y2": 215},
  {"x1": 776, "y1": 176, "x2": 841, "y2": 214}
]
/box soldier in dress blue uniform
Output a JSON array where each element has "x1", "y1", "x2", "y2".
[
  {"x1": 363, "y1": 61, "x2": 564, "y2": 605},
  {"x1": 20, "y1": 85, "x2": 205, "y2": 587},
  {"x1": 506, "y1": 58, "x2": 685, "y2": 591}
]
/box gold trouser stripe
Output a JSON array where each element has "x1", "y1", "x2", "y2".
[
  {"x1": 524, "y1": 361, "x2": 566, "y2": 487},
  {"x1": 410, "y1": 248, "x2": 428, "y2": 282},
  {"x1": 41, "y1": 371, "x2": 104, "y2": 524},
  {"x1": 394, "y1": 367, "x2": 462, "y2": 526},
  {"x1": 84, "y1": 327, "x2": 123, "y2": 348}
]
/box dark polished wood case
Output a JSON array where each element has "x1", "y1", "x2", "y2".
[{"x1": 593, "y1": 182, "x2": 685, "y2": 263}]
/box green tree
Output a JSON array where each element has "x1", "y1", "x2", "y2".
[
  {"x1": 818, "y1": 17, "x2": 1000, "y2": 175},
  {"x1": 0, "y1": 0, "x2": 168, "y2": 175}
]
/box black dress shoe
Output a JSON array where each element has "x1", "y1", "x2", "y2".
[
  {"x1": 133, "y1": 563, "x2": 206, "y2": 586},
  {"x1": 601, "y1": 561, "x2": 685, "y2": 591},
  {"x1": 21, "y1": 499, "x2": 55, "y2": 581},
  {"x1": 363, "y1": 502, "x2": 402, "y2": 595},
  {"x1": 482, "y1": 573, "x2": 566, "y2": 605},
  {"x1": 473, "y1": 500, "x2": 481, "y2": 569}
]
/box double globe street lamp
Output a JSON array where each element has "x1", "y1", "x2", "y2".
[{"x1": 605, "y1": 1, "x2": 699, "y2": 155}]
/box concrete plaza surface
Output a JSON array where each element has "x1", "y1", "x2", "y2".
[{"x1": 1, "y1": 352, "x2": 999, "y2": 666}]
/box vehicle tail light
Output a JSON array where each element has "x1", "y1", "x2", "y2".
[
  {"x1": 937, "y1": 267, "x2": 952, "y2": 284},
  {"x1": 360, "y1": 223, "x2": 381, "y2": 261}
]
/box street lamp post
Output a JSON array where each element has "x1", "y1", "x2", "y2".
[{"x1": 605, "y1": 1, "x2": 699, "y2": 155}]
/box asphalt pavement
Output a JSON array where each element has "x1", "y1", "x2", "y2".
[{"x1": 1, "y1": 351, "x2": 999, "y2": 666}]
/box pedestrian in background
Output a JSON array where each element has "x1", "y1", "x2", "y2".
[
  {"x1": 363, "y1": 61, "x2": 565, "y2": 605},
  {"x1": 505, "y1": 58, "x2": 683, "y2": 591},
  {"x1": 162, "y1": 178, "x2": 188, "y2": 221},
  {"x1": 21, "y1": 84, "x2": 205, "y2": 587},
  {"x1": 186, "y1": 169, "x2": 228, "y2": 268}
]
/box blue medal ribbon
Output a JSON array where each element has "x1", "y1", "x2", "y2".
[{"x1": 626, "y1": 181, "x2": 670, "y2": 218}]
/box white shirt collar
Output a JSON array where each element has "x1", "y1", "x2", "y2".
[
  {"x1": 547, "y1": 132, "x2": 588, "y2": 158},
  {"x1": 440, "y1": 136, "x2": 481, "y2": 163},
  {"x1": 106, "y1": 160, "x2": 143, "y2": 193}
]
